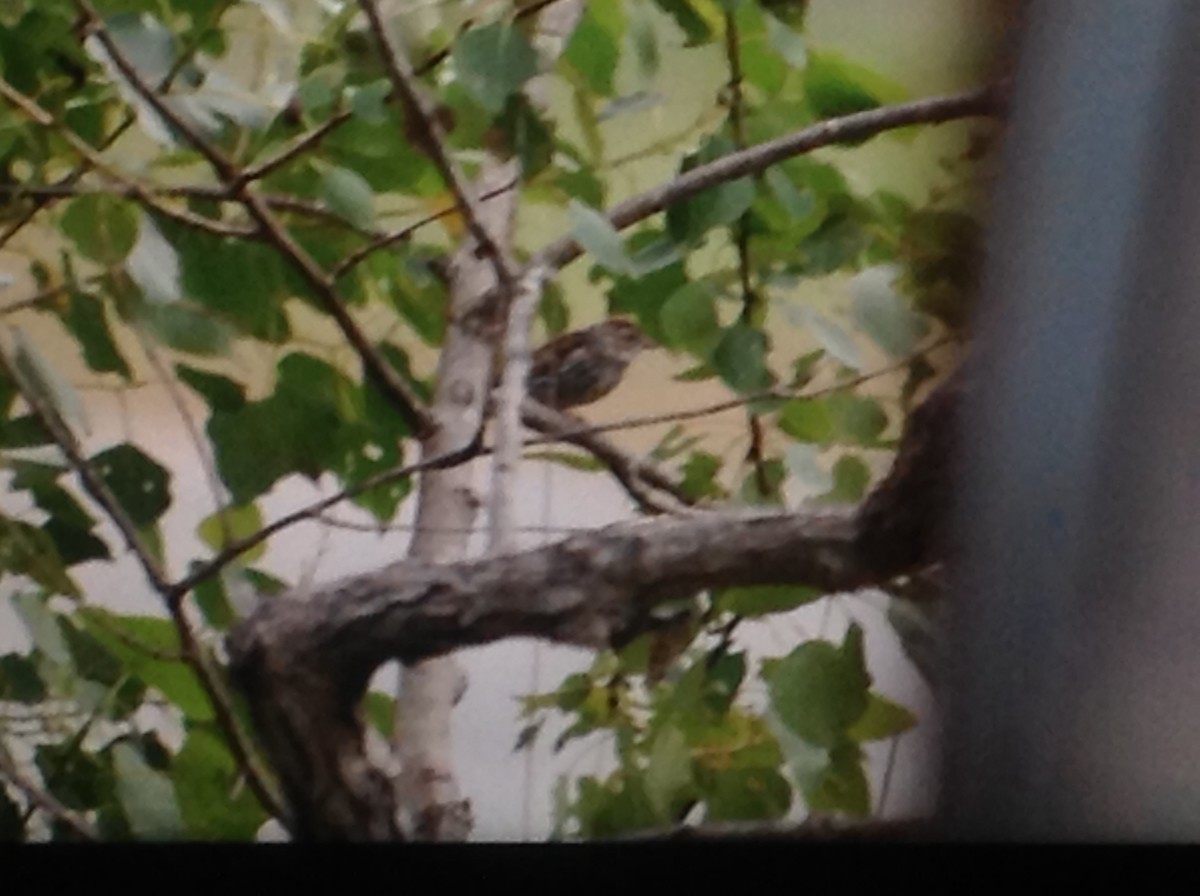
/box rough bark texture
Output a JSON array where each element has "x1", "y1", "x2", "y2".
[{"x1": 228, "y1": 366, "x2": 965, "y2": 839}]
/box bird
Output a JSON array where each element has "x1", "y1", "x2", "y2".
[{"x1": 523, "y1": 318, "x2": 655, "y2": 410}]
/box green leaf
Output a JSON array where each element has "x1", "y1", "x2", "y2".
[
  {"x1": 452, "y1": 21, "x2": 538, "y2": 114},
  {"x1": 768, "y1": 626, "x2": 870, "y2": 747},
  {"x1": 715, "y1": 585, "x2": 821, "y2": 618},
  {"x1": 0, "y1": 652, "x2": 47, "y2": 702},
  {"x1": 666, "y1": 137, "x2": 754, "y2": 244},
  {"x1": 705, "y1": 766, "x2": 792, "y2": 822},
  {"x1": 569, "y1": 200, "x2": 634, "y2": 275},
  {"x1": 679, "y1": 451, "x2": 724, "y2": 501},
  {"x1": 652, "y1": 0, "x2": 715, "y2": 45},
  {"x1": 175, "y1": 232, "x2": 290, "y2": 343},
  {"x1": 35, "y1": 740, "x2": 114, "y2": 813},
  {"x1": 191, "y1": 573, "x2": 235, "y2": 631},
  {"x1": 60, "y1": 194, "x2": 138, "y2": 264},
  {"x1": 0, "y1": 520, "x2": 79, "y2": 596},
  {"x1": 76, "y1": 609, "x2": 212, "y2": 720},
  {"x1": 172, "y1": 725, "x2": 267, "y2": 840},
  {"x1": 538, "y1": 280, "x2": 570, "y2": 335},
  {"x1": 196, "y1": 503, "x2": 264, "y2": 562},
  {"x1": 806, "y1": 741, "x2": 871, "y2": 817},
  {"x1": 112, "y1": 741, "x2": 185, "y2": 840},
  {"x1": 828, "y1": 394, "x2": 888, "y2": 445},
  {"x1": 712, "y1": 323, "x2": 772, "y2": 393},
  {"x1": 321, "y1": 165, "x2": 375, "y2": 229},
  {"x1": 779, "y1": 398, "x2": 835, "y2": 444},
  {"x1": 644, "y1": 725, "x2": 693, "y2": 820},
  {"x1": 564, "y1": 0, "x2": 623, "y2": 96},
  {"x1": 57, "y1": 288, "x2": 131, "y2": 379},
  {"x1": 90, "y1": 444, "x2": 171, "y2": 527},
  {"x1": 851, "y1": 266, "x2": 928, "y2": 358},
  {"x1": 175, "y1": 365, "x2": 245, "y2": 414},
  {"x1": 364, "y1": 690, "x2": 396, "y2": 739},
  {"x1": 659, "y1": 281, "x2": 720, "y2": 358},
  {"x1": 824, "y1": 454, "x2": 871, "y2": 502},
  {"x1": 804, "y1": 50, "x2": 907, "y2": 120},
  {"x1": 495, "y1": 94, "x2": 553, "y2": 178},
  {"x1": 847, "y1": 692, "x2": 918, "y2": 742}
]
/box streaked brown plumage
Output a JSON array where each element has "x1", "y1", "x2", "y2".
[{"x1": 524, "y1": 319, "x2": 654, "y2": 410}]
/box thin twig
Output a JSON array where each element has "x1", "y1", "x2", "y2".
[
  {"x1": 332, "y1": 177, "x2": 519, "y2": 280},
  {"x1": 356, "y1": 0, "x2": 518, "y2": 292},
  {"x1": 0, "y1": 0, "x2": 236, "y2": 252},
  {"x1": 0, "y1": 341, "x2": 290, "y2": 826}
]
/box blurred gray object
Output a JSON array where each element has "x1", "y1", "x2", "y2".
[{"x1": 941, "y1": 0, "x2": 1200, "y2": 839}]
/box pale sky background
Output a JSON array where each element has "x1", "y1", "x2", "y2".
[{"x1": 0, "y1": 0, "x2": 1003, "y2": 839}]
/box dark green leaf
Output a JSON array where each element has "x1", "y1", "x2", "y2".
[
  {"x1": 57, "y1": 288, "x2": 131, "y2": 379},
  {"x1": 0, "y1": 652, "x2": 47, "y2": 702},
  {"x1": 804, "y1": 51, "x2": 907, "y2": 120},
  {"x1": 666, "y1": 137, "x2": 754, "y2": 244},
  {"x1": 191, "y1": 574, "x2": 235, "y2": 631},
  {"x1": 495, "y1": 94, "x2": 554, "y2": 178},
  {"x1": 175, "y1": 365, "x2": 246, "y2": 414},
  {"x1": 1, "y1": 520, "x2": 78, "y2": 596},
  {"x1": 712, "y1": 323, "x2": 772, "y2": 393},
  {"x1": 652, "y1": 0, "x2": 714, "y2": 45},
  {"x1": 90, "y1": 444, "x2": 171, "y2": 527}
]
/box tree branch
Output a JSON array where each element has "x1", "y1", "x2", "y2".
[
  {"x1": 356, "y1": 0, "x2": 519, "y2": 292},
  {"x1": 0, "y1": 341, "x2": 289, "y2": 828},
  {"x1": 72, "y1": 0, "x2": 434, "y2": 437},
  {"x1": 533, "y1": 85, "x2": 1005, "y2": 273}
]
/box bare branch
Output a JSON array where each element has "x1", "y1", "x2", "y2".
[
  {"x1": 534, "y1": 85, "x2": 1005, "y2": 273},
  {"x1": 356, "y1": 0, "x2": 519, "y2": 292},
  {"x1": 520, "y1": 401, "x2": 692, "y2": 514}
]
